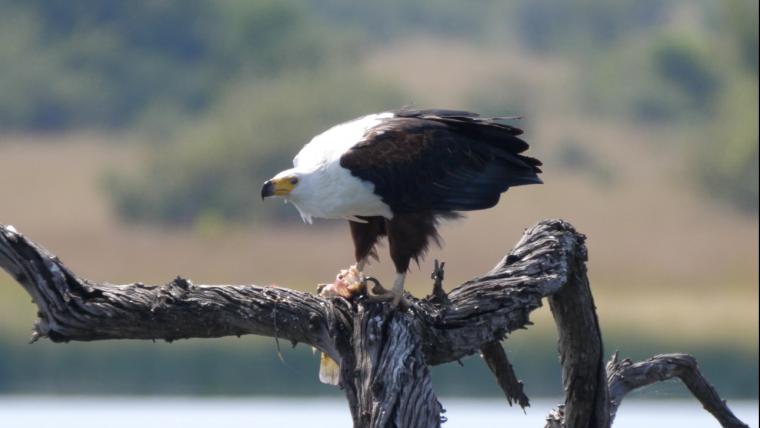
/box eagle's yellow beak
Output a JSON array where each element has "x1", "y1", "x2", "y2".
[{"x1": 261, "y1": 176, "x2": 298, "y2": 199}]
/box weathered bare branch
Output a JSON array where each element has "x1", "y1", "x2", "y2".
[
  {"x1": 0, "y1": 224, "x2": 341, "y2": 357},
  {"x1": 546, "y1": 233, "x2": 609, "y2": 428},
  {"x1": 480, "y1": 341, "x2": 530, "y2": 409},
  {"x1": 0, "y1": 220, "x2": 583, "y2": 363},
  {"x1": 545, "y1": 352, "x2": 751, "y2": 428},
  {"x1": 415, "y1": 220, "x2": 585, "y2": 366},
  {"x1": 607, "y1": 353, "x2": 749, "y2": 428},
  {"x1": 0, "y1": 220, "x2": 748, "y2": 428}
]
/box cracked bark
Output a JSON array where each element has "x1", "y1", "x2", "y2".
[{"x1": 0, "y1": 220, "x2": 748, "y2": 428}]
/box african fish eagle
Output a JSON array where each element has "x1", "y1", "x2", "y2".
[{"x1": 261, "y1": 109, "x2": 542, "y2": 306}]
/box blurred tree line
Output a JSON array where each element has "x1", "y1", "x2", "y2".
[
  {"x1": 0, "y1": 333, "x2": 756, "y2": 398},
  {"x1": 0, "y1": 0, "x2": 339, "y2": 130},
  {"x1": 1, "y1": 0, "x2": 757, "y2": 224}
]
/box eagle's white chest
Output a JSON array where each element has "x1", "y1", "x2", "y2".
[{"x1": 286, "y1": 113, "x2": 394, "y2": 223}]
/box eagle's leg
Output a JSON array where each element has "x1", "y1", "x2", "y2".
[
  {"x1": 376, "y1": 212, "x2": 436, "y2": 309},
  {"x1": 347, "y1": 217, "x2": 388, "y2": 294},
  {"x1": 390, "y1": 272, "x2": 407, "y2": 307}
]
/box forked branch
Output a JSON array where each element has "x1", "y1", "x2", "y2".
[{"x1": 0, "y1": 220, "x2": 748, "y2": 428}]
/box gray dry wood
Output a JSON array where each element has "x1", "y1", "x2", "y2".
[{"x1": 0, "y1": 219, "x2": 748, "y2": 428}]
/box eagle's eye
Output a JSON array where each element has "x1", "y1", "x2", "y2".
[{"x1": 290, "y1": 177, "x2": 299, "y2": 185}]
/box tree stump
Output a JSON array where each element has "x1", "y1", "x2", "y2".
[{"x1": 0, "y1": 219, "x2": 748, "y2": 428}]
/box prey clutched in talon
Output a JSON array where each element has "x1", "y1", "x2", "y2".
[
  {"x1": 317, "y1": 264, "x2": 367, "y2": 299},
  {"x1": 317, "y1": 266, "x2": 409, "y2": 310}
]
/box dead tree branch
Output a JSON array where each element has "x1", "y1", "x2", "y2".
[
  {"x1": 546, "y1": 237, "x2": 609, "y2": 428},
  {"x1": 480, "y1": 341, "x2": 530, "y2": 409},
  {"x1": 606, "y1": 353, "x2": 749, "y2": 428},
  {"x1": 0, "y1": 220, "x2": 748, "y2": 428}
]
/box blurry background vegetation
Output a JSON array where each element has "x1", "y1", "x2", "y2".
[{"x1": 0, "y1": 0, "x2": 757, "y2": 399}]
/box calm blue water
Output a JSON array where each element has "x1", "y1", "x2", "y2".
[{"x1": 0, "y1": 397, "x2": 756, "y2": 427}]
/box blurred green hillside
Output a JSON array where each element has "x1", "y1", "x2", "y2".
[
  {"x1": 0, "y1": 1, "x2": 756, "y2": 221},
  {"x1": 0, "y1": 0, "x2": 345, "y2": 130},
  {"x1": 0, "y1": 0, "x2": 757, "y2": 399},
  {"x1": 112, "y1": 0, "x2": 759, "y2": 222}
]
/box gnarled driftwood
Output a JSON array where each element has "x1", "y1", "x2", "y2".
[{"x1": 0, "y1": 220, "x2": 748, "y2": 427}]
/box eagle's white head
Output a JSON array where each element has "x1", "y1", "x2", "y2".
[
  {"x1": 261, "y1": 112, "x2": 396, "y2": 223},
  {"x1": 261, "y1": 166, "x2": 318, "y2": 223}
]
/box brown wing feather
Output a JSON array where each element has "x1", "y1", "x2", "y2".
[{"x1": 339, "y1": 113, "x2": 541, "y2": 213}]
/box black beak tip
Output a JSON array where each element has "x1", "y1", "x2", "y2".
[{"x1": 261, "y1": 180, "x2": 274, "y2": 200}]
